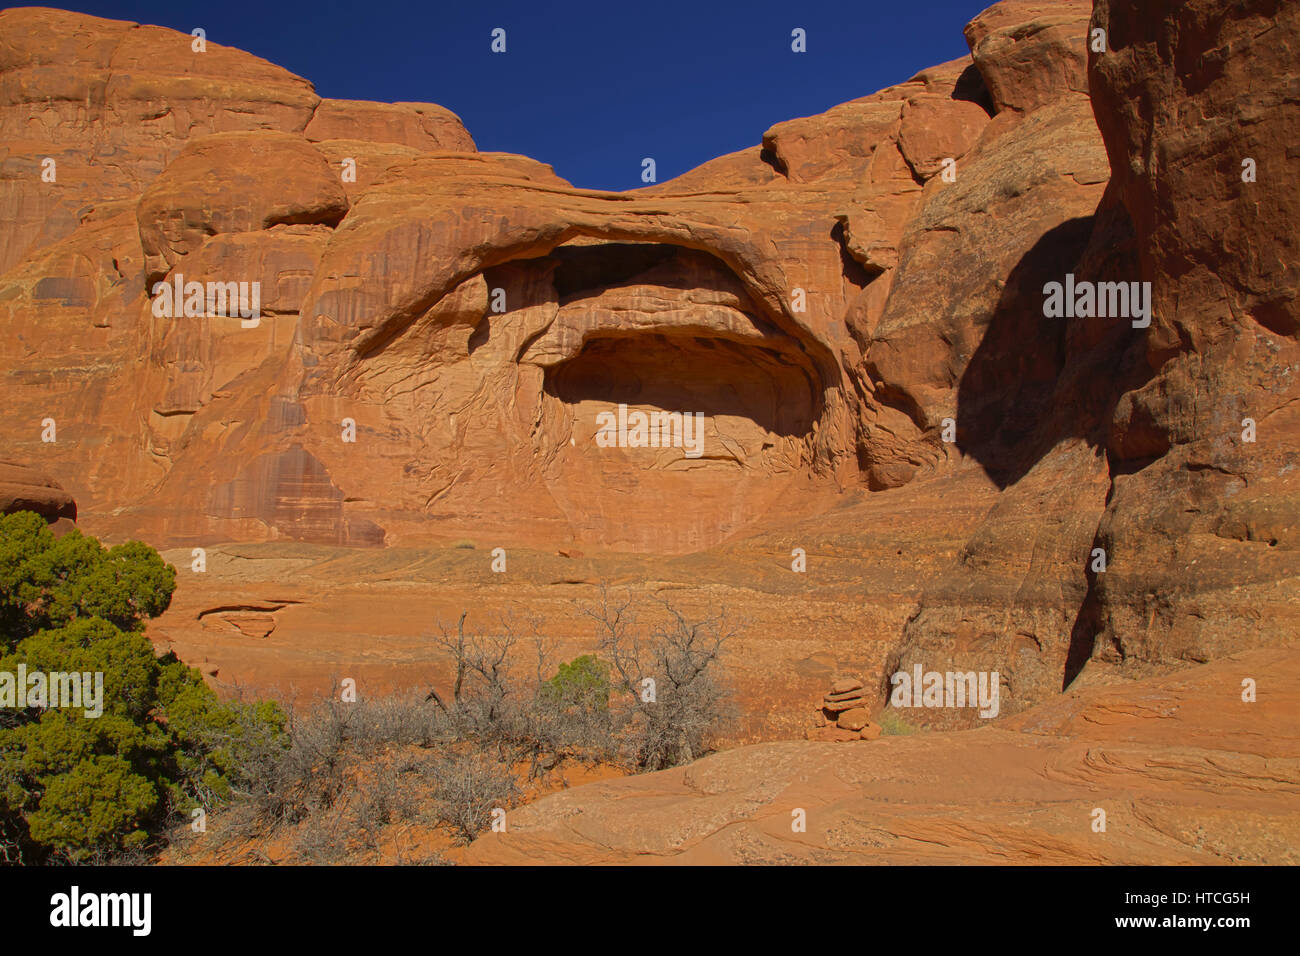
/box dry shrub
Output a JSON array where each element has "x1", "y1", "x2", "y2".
[{"x1": 202, "y1": 589, "x2": 737, "y2": 861}]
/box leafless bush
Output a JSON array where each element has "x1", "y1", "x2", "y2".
[
  {"x1": 426, "y1": 612, "x2": 554, "y2": 768},
  {"x1": 581, "y1": 586, "x2": 737, "y2": 771},
  {"x1": 426, "y1": 590, "x2": 737, "y2": 774},
  {"x1": 206, "y1": 591, "x2": 737, "y2": 861},
  {"x1": 267, "y1": 746, "x2": 435, "y2": 866},
  {"x1": 428, "y1": 749, "x2": 521, "y2": 845},
  {"x1": 353, "y1": 757, "x2": 424, "y2": 846},
  {"x1": 525, "y1": 681, "x2": 617, "y2": 768},
  {"x1": 205, "y1": 686, "x2": 444, "y2": 860},
  {"x1": 345, "y1": 689, "x2": 448, "y2": 750}
]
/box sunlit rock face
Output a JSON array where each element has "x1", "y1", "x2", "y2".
[
  {"x1": 4, "y1": 0, "x2": 1295, "y2": 739},
  {"x1": 0, "y1": 6, "x2": 1003, "y2": 552},
  {"x1": 1, "y1": 0, "x2": 1295, "y2": 695}
]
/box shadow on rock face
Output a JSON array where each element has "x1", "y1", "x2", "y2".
[
  {"x1": 955, "y1": 203, "x2": 1150, "y2": 491},
  {"x1": 545, "y1": 334, "x2": 820, "y2": 441},
  {"x1": 954, "y1": 215, "x2": 1094, "y2": 487}
]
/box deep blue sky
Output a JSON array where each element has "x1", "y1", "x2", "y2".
[{"x1": 65, "y1": 0, "x2": 992, "y2": 190}]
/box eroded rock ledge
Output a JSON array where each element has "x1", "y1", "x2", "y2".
[{"x1": 1, "y1": 0, "x2": 1296, "y2": 724}]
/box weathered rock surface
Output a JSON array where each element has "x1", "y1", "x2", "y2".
[
  {"x1": 145, "y1": 469, "x2": 1001, "y2": 743},
  {"x1": 877, "y1": 0, "x2": 1299, "y2": 726},
  {"x1": 1076, "y1": 0, "x2": 1300, "y2": 688},
  {"x1": 136, "y1": 131, "x2": 348, "y2": 282},
  {"x1": 459, "y1": 648, "x2": 1300, "y2": 864},
  {"x1": 964, "y1": 0, "x2": 1092, "y2": 113},
  {"x1": 0, "y1": 6, "x2": 321, "y2": 275},
  {"x1": 0, "y1": 460, "x2": 76, "y2": 527},
  {"x1": 1, "y1": 3, "x2": 1082, "y2": 560},
  {"x1": 0, "y1": 0, "x2": 1296, "y2": 790},
  {"x1": 303, "y1": 98, "x2": 475, "y2": 152}
]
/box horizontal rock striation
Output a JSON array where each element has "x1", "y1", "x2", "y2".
[{"x1": 0, "y1": 0, "x2": 1294, "y2": 729}]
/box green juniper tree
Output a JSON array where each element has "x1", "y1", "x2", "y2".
[{"x1": 0, "y1": 511, "x2": 285, "y2": 863}]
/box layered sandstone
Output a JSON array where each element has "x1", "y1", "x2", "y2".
[
  {"x1": 0, "y1": 460, "x2": 75, "y2": 528},
  {"x1": 459, "y1": 648, "x2": 1300, "y2": 865},
  {"x1": 0, "y1": 0, "x2": 1295, "y2": 745},
  {"x1": 1079, "y1": 0, "x2": 1300, "y2": 687},
  {"x1": 879, "y1": 0, "x2": 1300, "y2": 725}
]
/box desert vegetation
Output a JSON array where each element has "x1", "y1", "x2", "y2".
[
  {"x1": 180, "y1": 586, "x2": 737, "y2": 863},
  {"x1": 0, "y1": 510, "x2": 285, "y2": 864},
  {"x1": 0, "y1": 512, "x2": 736, "y2": 864}
]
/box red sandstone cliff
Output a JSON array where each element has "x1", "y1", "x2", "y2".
[{"x1": 1, "y1": 0, "x2": 1295, "y2": 735}]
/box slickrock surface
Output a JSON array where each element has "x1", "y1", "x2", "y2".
[
  {"x1": 1, "y1": 0, "x2": 1296, "y2": 767},
  {"x1": 146, "y1": 468, "x2": 1001, "y2": 743},
  {"x1": 0, "y1": 460, "x2": 75, "y2": 528},
  {"x1": 458, "y1": 649, "x2": 1300, "y2": 864}
]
